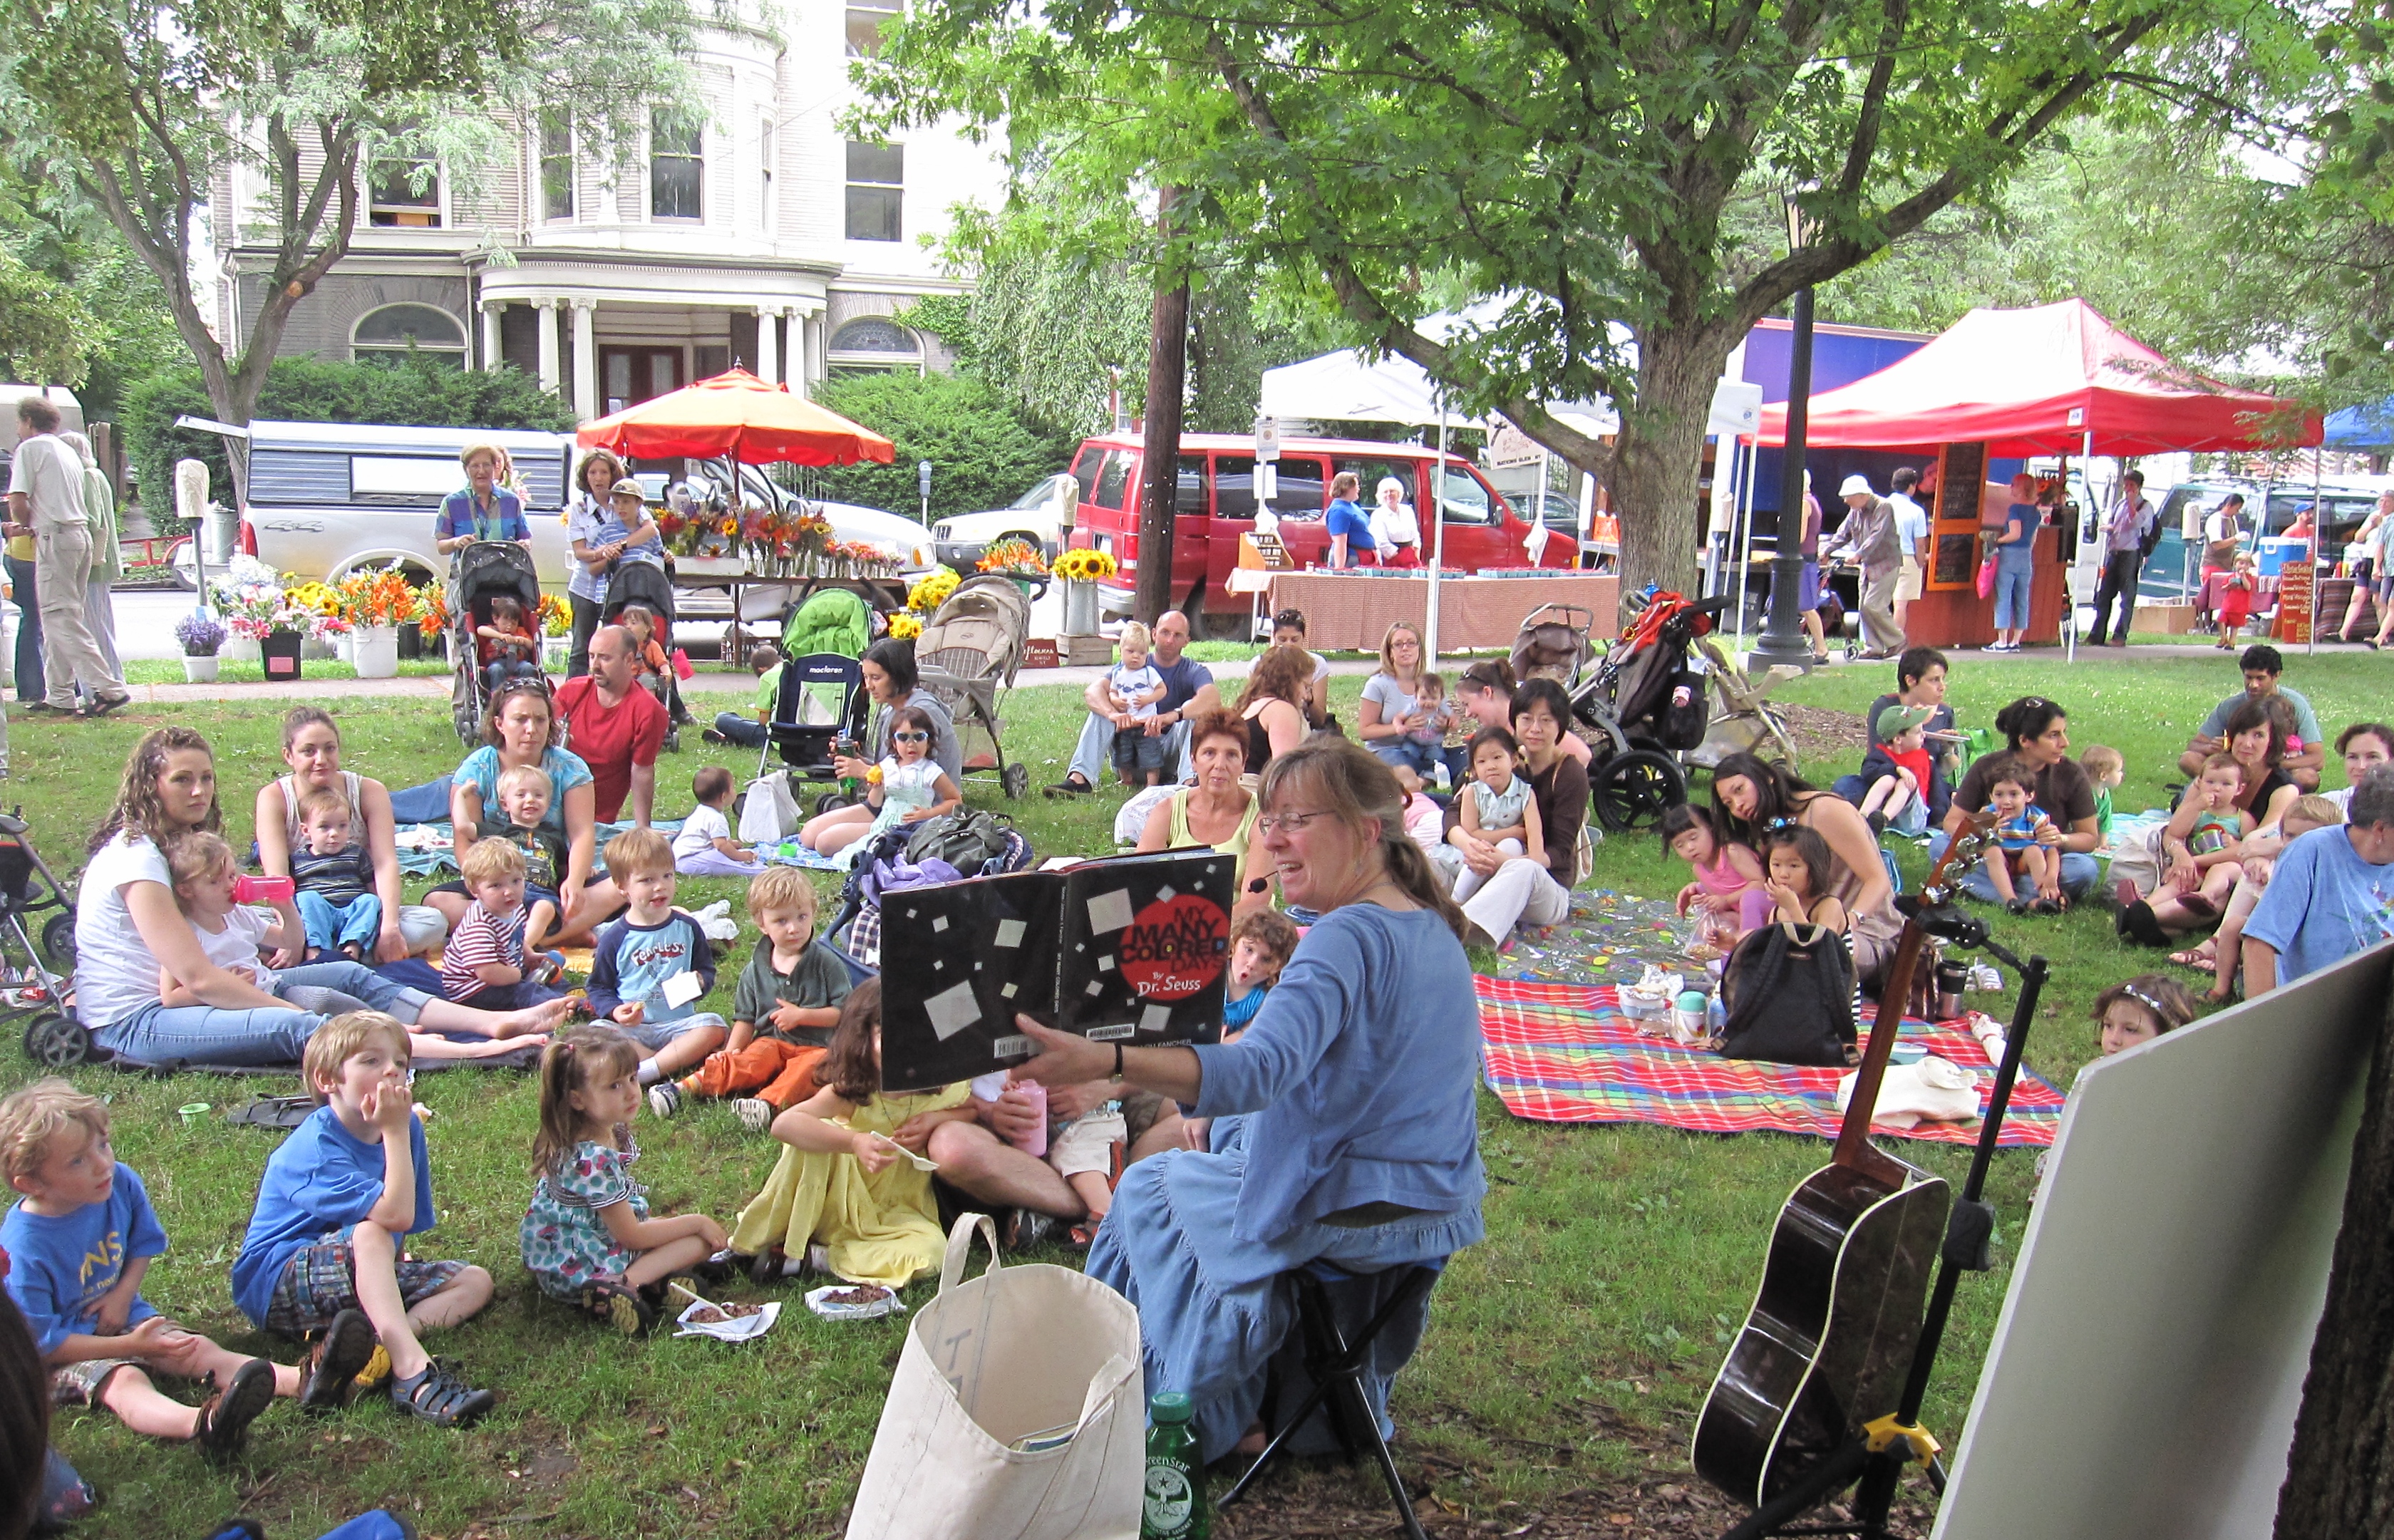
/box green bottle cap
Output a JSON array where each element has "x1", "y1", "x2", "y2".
[{"x1": 1150, "y1": 1390, "x2": 1195, "y2": 1422}]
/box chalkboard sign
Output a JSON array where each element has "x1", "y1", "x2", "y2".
[
  {"x1": 1934, "y1": 532, "x2": 1980, "y2": 588},
  {"x1": 1926, "y1": 442, "x2": 1991, "y2": 592}
]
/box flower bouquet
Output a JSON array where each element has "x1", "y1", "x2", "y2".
[
  {"x1": 1051, "y1": 548, "x2": 1116, "y2": 582},
  {"x1": 174, "y1": 612, "x2": 226, "y2": 657},
  {"x1": 418, "y1": 588, "x2": 451, "y2": 641},
  {"x1": 334, "y1": 569, "x2": 425, "y2": 631},
  {"x1": 209, "y1": 556, "x2": 287, "y2": 641},
  {"x1": 884, "y1": 611, "x2": 922, "y2": 641},
  {"x1": 976, "y1": 538, "x2": 1049, "y2": 579},
  {"x1": 907, "y1": 569, "x2": 960, "y2": 614},
  {"x1": 537, "y1": 593, "x2": 571, "y2": 637}
]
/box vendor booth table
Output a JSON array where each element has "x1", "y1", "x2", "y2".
[
  {"x1": 1262, "y1": 570, "x2": 1619, "y2": 652},
  {"x1": 1754, "y1": 300, "x2": 2319, "y2": 653}
]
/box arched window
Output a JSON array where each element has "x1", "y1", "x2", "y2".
[
  {"x1": 828, "y1": 316, "x2": 922, "y2": 376},
  {"x1": 351, "y1": 304, "x2": 468, "y2": 368}
]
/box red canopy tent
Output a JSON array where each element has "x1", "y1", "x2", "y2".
[
  {"x1": 577, "y1": 368, "x2": 897, "y2": 465},
  {"x1": 1753, "y1": 299, "x2": 2320, "y2": 453}
]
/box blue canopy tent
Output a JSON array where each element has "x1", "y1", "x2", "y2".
[{"x1": 2323, "y1": 398, "x2": 2394, "y2": 450}]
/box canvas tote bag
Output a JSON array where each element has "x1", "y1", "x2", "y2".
[
  {"x1": 737, "y1": 770, "x2": 800, "y2": 844},
  {"x1": 844, "y1": 1214, "x2": 1145, "y2": 1540}
]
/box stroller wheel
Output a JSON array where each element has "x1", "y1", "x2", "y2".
[
  {"x1": 40, "y1": 911, "x2": 74, "y2": 970},
  {"x1": 814, "y1": 791, "x2": 853, "y2": 816},
  {"x1": 22, "y1": 1011, "x2": 90, "y2": 1069},
  {"x1": 1590, "y1": 749, "x2": 1686, "y2": 833},
  {"x1": 1001, "y1": 763, "x2": 1029, "y2": 800}
]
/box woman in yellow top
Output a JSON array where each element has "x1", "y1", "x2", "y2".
[
  {"x1": 1137, "y1": 710, "x2": 1272, "y2": 911},
  {"x1": 730, "y1": 979, "x2": 977, "y2": 1288}
]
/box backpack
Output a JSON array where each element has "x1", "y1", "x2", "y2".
[
  {"x1": 1717, "y1": 922, "x2": 1857, "y2": 1068},
  {"x1": 903, "y1": 809, "x2": 1017, "y2": 875}
]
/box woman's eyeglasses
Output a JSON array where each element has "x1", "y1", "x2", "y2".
[
  {"x1": 1257, "y1": 810, "x2": 1334, "y2": 836},
  {"x1": 892, "y1": 730, "x2": 930, "y2": 744}
]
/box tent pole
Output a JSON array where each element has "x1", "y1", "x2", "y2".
[
  {"x1": 2311, "y1": 444, "x2": 2323, "y2": 656},
  {"x1": 1736, "y1": 438, "x2": 1758, "y2": 652},
  {"x1": 1427, "y1": 399, "x2": 1448, "y2": 672}
]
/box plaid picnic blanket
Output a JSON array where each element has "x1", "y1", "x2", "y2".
[{"x1": 1477, "y1": 976, "x2": 2066, "y2": 1147}]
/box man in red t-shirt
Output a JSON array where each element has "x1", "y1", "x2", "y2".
[{"x1": 554, "y1": 626, "x2": 666, "y2": 825}]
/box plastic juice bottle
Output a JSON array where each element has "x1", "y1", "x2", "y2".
[{"x1": 1141, "y1": 1390, "x2": 1209, "y2": 1539}]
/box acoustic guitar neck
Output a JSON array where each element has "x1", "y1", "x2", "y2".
[{"x1": 1829, "y1": 812, "x2": 1998, "y2": 1187}]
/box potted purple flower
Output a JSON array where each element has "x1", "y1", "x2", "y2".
[{"x1": 174, "y1": 611, "x2": 227, "y2": 683}]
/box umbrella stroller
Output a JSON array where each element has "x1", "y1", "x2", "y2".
[
  {"x1": 600, "y1": 559, "x2": 690, "y2": 739},
  {"x1": 447, "y1": 540, "x2": 544, "y2": 746},
  {"x1": 915, "y1": 574, "x2": 1033, "y2": 799},
  {"x1": 1565, "y1": 591, "x2": 1736, "y2": 832},
  {"x1": 1, "y1": 810, "x2": 88, "y2": 1069}
]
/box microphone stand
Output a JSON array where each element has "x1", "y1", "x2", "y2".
[{"x1": 1720, "y1": 901, "x2": 2048, "y2": 1540}]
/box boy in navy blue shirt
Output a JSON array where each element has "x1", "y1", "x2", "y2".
[
  {"x1": 1, "y1": 1078, "x2": 371, "y2": 1458},
  {"x1": 586, "y1": 828, "x2": 728, "y2": 1087},
  {"x1": 234, "y1": 1013, "x2": 497, "y2": 1427}
]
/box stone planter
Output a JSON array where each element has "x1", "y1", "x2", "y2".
[{"x1": 181, "y1": 655, "x2": 220, "y2": 683}]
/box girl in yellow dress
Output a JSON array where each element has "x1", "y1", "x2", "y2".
[{"x1": 730, "y1": 978, "x2": 978, "y2": 1287}]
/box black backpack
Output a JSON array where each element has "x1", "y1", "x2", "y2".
[{"x1": 1717, "y1": 922, "x2": 1857, "y2": 1068}]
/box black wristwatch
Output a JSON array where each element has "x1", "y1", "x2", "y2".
[{"x1": 1112, "y1": 1043, "x2": 1125, "y2": 1083}]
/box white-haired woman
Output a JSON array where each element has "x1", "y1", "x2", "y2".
[
  {"x1": 55, "y1": 432, "x2": 121, "y2": 678},
  {"x1": 1011, "y1": 736, "x2": 1485, "y2": 1462},
  {"x1": 1368, "y1": 476, "x2": 1423, "y2": 568},
  {"x1": 433, "y1": 443, "x2": 530, "y2": 557}
]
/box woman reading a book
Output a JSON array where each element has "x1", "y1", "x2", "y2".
[
  {"x1": 1135, "y1": 711, "x2": 1270, "y2": 907},
  {"x1": 1010, "y1": 737, "x2": 1485, "y2": 1463}
]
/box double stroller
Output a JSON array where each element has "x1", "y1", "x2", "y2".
[
  {"x1": 447, "y1": 540, "x2": 545, "y2": 745},
  {"x1": 914, "y1": 574, "x2": 1034, "y2": 799}
]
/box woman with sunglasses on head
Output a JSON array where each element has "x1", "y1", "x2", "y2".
[
  {"x1": 798, "y1": 639, "x2": 963, "y2": 859},
  {"x1": 1008, "y1": 737, "x2": 1483, "y2": 1464},
  {"x1": 421, "y1": 677, "x2": 628, "y2": 946},
  {"x1": 1709, "y1": 750, "x2": 1902, "y2": 981},
  {"x1": 1931, "y1": 695, "x2": 2103, "y2": 905}
]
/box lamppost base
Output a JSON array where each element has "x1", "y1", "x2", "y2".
[{"x1": 1749, "y1": 636, "x2": 1817, "y2": 674}]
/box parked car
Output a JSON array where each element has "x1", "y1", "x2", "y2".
[
  {"x1": 1063, "y1": 432, "x2": 1537, "y2": 631},
  {"x1": 932, "y1": 472, "x2": 1078, "y2": 570},
  {"x1": 2122, "y1": 477, "x2": 2384, "y2": 604},
  {"x1": 173, "y1": 420, "x2": 576, "y2": 590}
]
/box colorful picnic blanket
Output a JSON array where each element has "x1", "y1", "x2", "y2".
[
  {"x1": 1477, "y1": 976, "x2": 2066, "y2": 1147},
  {"x1": 1490, "y1": 888, "x2": 1698, "y2": 989},
  {"x1": 391, "y1": 817, "x2": 686, "y2": 876}
]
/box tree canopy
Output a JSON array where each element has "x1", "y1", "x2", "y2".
[{"x1": 860, "y1": 0, "x2": 2281, "y2": 585}]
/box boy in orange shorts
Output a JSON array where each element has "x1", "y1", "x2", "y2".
[{"x1": 647, "y1": 866, "x2": 852, "y2": 1133}]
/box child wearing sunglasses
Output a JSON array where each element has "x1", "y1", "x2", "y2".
[{"x1": 838, "y1": 704, "x2": 960, "y2": 867}]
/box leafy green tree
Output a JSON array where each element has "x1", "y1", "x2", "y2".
[
  {"x1": 120, "y1": 353, "x2": 571, "y2": 515},
  {"x1": 861, "y1": 0, "x2": 2256, "y2": 586},
  {"x1": 805, "y1": 369, "x2": 1075, "y2": 523},
  {"x1": 0, "y1": 0, "x2": 691, "y2": 450},
  {"x1": 0, "y1": 243, "x2": 95, "y2": 385}
]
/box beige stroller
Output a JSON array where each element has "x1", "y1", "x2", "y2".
[{"x1": 914, "y1": 574, "x2": 1033, "y2": 798}]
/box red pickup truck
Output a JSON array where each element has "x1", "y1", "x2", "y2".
[{"x1": 1064, "y1": 431, "x2": 1543, "y2": 631}]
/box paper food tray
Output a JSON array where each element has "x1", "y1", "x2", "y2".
[
  {"x1": 805, "y1": 1284, "x2": 907, "y2": 1322},
  {"x1": 673, "y1": 1299, "x2": 782, "y2": 1341}
]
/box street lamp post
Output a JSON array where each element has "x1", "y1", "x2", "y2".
[{"x1": 1753, "y1": 191, "x2": 1821, "y2": 673}]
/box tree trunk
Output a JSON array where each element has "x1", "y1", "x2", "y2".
[
  {"x1": 2274, "y1": 992, "x2": 2394, "y2": 1537},
  {"x1": 1607, "y1": 325, "x2": 1735, "y2": 592},
  {"x1": 1135, "y1": 189, "x2": 1190, "y2": 626}
]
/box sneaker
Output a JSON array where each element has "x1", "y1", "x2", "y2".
[
  {"x1": 1979, "y1": 642, "x2": 2008, "y2": 653},
  {"x1": 733, "y1": 1097, "x2": 774, "y2": 1134},
  {"x1": 648, "y1": 1082, "x2": 685, "y2": 1118},
  {"x1": 1002, "y1": 1208, "x2": 1056, "y2": 1251},
  {"x1": 389, "y1": 1360, "x2": 496, "y2": 1427},
  {"x1": 1042, "y1": 775, "x2": 1094, "y2": 798},
  {"x1": 351, "y1": 1343, "x2": 393, "y2": 1396},
  {"x1": 195, "y1": 1358, "x2": 276, "y2": 1461},
  {"x1": 299, "y1": 1308, "x2": 377, "y2": 1413},
  {"x1": 702, "y1": 728, "x2": 732, "y2": 745}
]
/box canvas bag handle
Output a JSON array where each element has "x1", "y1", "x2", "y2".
[{"x1": 939, "y1": 1211, "x2": 1003, "y2": 1296}]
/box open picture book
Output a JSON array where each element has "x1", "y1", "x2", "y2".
[{"x1": 878, "y1": 849, "x2": 1236, "y2": 1093}]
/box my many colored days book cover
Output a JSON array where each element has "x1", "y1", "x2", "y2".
[{"x1": 878, "y1": 849, "x2": 1234, "y2": 1093}]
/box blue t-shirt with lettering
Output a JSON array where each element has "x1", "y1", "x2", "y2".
[{"x1": 1, "y1": 1163, "x2": 168, "y2": 1354}]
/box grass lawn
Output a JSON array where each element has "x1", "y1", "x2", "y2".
[{"x1": 4, "y1": 646, "x2": 2380, "y2": 1536}]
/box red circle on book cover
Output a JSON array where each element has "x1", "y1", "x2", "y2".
[{"x1": 1116, "y1": 892, "x2": 1229, "y2": 1002}]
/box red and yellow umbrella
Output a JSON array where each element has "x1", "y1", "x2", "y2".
[{"x1": 576, "y1": 368, "x2": 896, "y2": 465}]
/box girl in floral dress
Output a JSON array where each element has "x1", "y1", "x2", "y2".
[{"x1": 521, "y1": 1025, "x2": 729, "y2": 1334}]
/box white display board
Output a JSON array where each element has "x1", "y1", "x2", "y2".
[{"x1": 1932, "y1": 943, "x2": 2388, "y2": 1539}]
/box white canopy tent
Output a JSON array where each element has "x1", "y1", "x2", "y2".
[{"x1": 1259, "y1": 341, "x2": 1763, "y2": 661}]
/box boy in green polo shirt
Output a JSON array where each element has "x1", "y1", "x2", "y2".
[{"x1": 704, "y1": 645, "x2": 787, "y2": 750}]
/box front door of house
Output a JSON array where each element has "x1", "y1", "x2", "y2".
[{"x1": 601, "y1": 347, "x2": 683, "y2": 414}]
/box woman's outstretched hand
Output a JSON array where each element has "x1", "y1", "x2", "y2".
[{"x1": 1006, "y1": 1016, "x2": 1112, "y2": 1088}]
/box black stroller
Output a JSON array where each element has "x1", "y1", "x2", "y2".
[
  {"x1": 2, "y1": 810, "x2": 86, "y2": 1068},
  {"x1": 760, "y1": 653, "x2": 872, "y2": 815},
  {"x1": 1565, "y1": 591, "x2": 1735, "y2": 832},
  {"x1": 599, "y1": 560, "x2": 691, "y2": 748},
  {"x1": 446, "y1": 540, "x2": 545, "y2": 746}
]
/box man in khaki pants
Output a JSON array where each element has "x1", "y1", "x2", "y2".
[{"x1": 5, "y1": 396, "x2": 128, "y2": 717}]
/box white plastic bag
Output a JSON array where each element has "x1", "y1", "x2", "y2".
[
  {"x1": 738, "y1": 771, "x2": 799, "y2": 844},
  {"x1": 844, "y1": 1214, "x2": 1145, "y2": 1540}
]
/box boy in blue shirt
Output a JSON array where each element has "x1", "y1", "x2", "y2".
[
  {"x1": 2, "y1": 1078, "x2": 371, "y2": 1457},
  {"x1": 234, "y1": 1013, "x2": 497, "y2": 1427},
  {"x1": 586, "y1": 828, "x2": 729, "y2": 1087}
]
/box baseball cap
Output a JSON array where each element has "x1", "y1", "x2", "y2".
[
  {"x1": 1874, "y1": 702, "x2": 1934, "y2": 740},
  {"x1": 609, "y1": 477, "x2": 644, "y2": 499}
]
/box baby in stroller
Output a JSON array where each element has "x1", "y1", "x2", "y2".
[
  {"x1": 476, "y1": 595, "x2": 542, "y2": 697},
  {"x1": 602, "y1": 559, "x2": 691, "y2": 752}
]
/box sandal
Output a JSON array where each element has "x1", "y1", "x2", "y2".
[
  {"x1": 2167, "y1": 946, "x2": 2215, "y2": 970},
  {"x1": 389, "y1": 1360, "x2": 496, "y2": 1427},
  {"x1": 299, "y1": 1308, "x2": 377, "y2": 1413},
  {"x1": 1041, "y1": 775, "x2": 1094, "y2": 799},
  {"x1": 195, "y1": 1358, "x2": 276, "y2": 1462},
  {"x1": 2202, "y1": 986, "x2": 2237, "y2": 1005},
  {"x1": 2176, "y1": 893, "x2": 2217, "y2": 919},
  {"x1": 582, "y1": 1279, "x2": 658, "y2": 1337}
]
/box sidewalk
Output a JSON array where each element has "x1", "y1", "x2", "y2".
[{"x1": 96, "y1": 653, "x2": 1393, "y2": 708}]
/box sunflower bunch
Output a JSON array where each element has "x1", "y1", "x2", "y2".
[
  {"x1": 884, "y1": 611, "x2": 922, "y2": 640},
  {"x1": 1051, "y1": 549, "x2": 1116, "y2": 582},
  {"x1": 907, "y1": 569, "x2": 960, "y2": 613}
]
